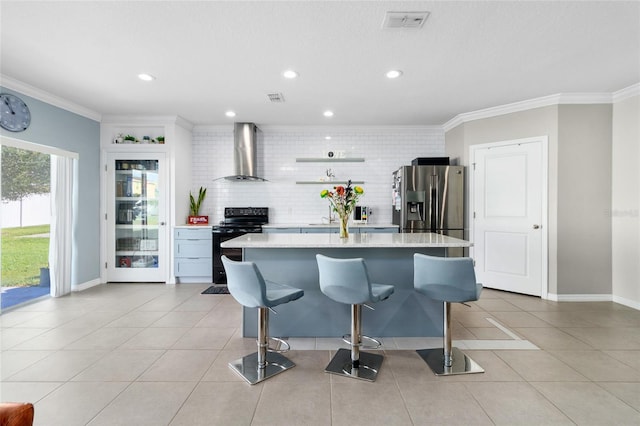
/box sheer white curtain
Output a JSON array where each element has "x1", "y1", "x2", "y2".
[{"x1": 49, "y1": 154, "x2": 74, "y2": 297}]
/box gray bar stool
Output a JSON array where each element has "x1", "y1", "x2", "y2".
[
  {"x1": 413, "y1": 253, "x2": 484, "y2": 376},
  {"x1": 221, "y1": 255, "x2": 304, "y2": 384},
  {"x1": 316, "y1": 254, "x2": 395, "y2": 382}
]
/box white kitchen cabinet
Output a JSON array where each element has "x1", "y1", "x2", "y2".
[
  {"x1": 174, "y1": 227, "x2": 212, "y2": 283},
  {"x1": 101, "y1": 116, "x2": 193, "y2": 284},
  {"x1": 301, "y1": 227, "x2": 333, "y2": 233},
  {"x1": 357, "y1": 226, "x2": 398, "y2": 233}
]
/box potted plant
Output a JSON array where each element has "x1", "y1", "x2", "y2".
[
  {"x1": 188, "y1": 186, "x2": 208, "y2": 225},
  {"x1": 39, "y1": 265, "x2": 50, "y2": 287},
  {"x1": 123, "y1": 134, "x2": 136, "y2": 144},
  {"x1": 156, "y1": 136, "x2": 165, "y2": 144}
]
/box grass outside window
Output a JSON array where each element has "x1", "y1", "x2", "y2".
[{"x1": 1, "y1": 225, "x2": 50, "y2": 287}]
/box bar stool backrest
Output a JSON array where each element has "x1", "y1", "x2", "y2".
[
  {"x1": 413, "y1": 254, "x2": 481, "y2": 302},
  {"x1": 221, "y1": 255, "x2": 268, "y2": 308},
  {"x1": 316, "y1": 254, "x2": 373, "y2": 304}
]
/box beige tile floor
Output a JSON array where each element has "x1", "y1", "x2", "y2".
[{"x1": 1, "y1": 283, "x2": 639, "y2": 425}]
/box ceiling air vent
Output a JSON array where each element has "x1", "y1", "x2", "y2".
[
  {"x1": 382, "y1": 11, "x2": 430, "y2": 29},
  {"x1": 267, "y1": 92, "x2": 285, "y2": 103}
]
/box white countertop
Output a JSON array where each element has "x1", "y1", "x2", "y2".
[
  {"x1": 221, "y1": 232, "x2": 471, "y2": 248},
  {"x1": 262, "y1": 223, "x2": 398, "y2": 229},
  {"x1": 175, "y1": 223, "x2": 397, "y2": 229}
]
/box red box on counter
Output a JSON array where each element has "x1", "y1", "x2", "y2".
[{"x1": 188, "y1": 216, "x2": 209, "y2": 225}]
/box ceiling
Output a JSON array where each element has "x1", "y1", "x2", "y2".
[{"x1": 1, "y1": 1, "x2": 639, "y2": 127}]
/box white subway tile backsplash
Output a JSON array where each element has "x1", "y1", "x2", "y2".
[{"x1": 191, "y1": 127, "x2": 444, "y2": 224}]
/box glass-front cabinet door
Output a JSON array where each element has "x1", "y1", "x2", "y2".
[{"x1": 107, "y1": 152, "x2": 167, "y2": 282}]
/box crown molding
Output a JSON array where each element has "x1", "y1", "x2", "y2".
[
  {"x1": 0, "y1": 74, "x2": 102, "y2": 122},
  {"x1": 175, "y1": 116, "x2": 194, "y2": 131},
  {"x1": 442, "y1": 92, "x2": 617, "y2": 132},
  {"x1": 613, "y1": 83, "x2": 640, "y2": 102},
  {"x1": 4, "y1": 72, "x2": 636, "y2": 132}
]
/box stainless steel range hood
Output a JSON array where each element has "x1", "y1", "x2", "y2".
[{"x1": 222, "y1": 123, "x2": 267, "y2": 181}]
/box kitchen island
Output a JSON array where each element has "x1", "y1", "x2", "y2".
[
  {"x1": 262, "y1": 223, "x2": 398, "y2": 233},
  {"x1": 221, "y1": 232, "x2": 472, "y2": 338}
]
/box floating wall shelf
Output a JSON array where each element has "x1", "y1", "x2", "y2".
[
  {"x1": 296, "y1": 181, "x2": 365, "y2": 185},
  {"x1": 295, "y1": 158, "x2": 365, "y2": 163}
]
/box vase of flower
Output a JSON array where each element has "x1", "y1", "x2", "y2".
[
  {"x1": 339, "y1": 213, "x2": 349, "y2": 238},
  {"x1": 320, "y1": 180, "x2": 364, "y2": 239}
]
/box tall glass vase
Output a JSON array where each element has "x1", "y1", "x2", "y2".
[{"x1": 339, "y1": 214, "x2": 349, "y2": 238}]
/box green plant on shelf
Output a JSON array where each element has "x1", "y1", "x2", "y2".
[{"x1": 189, "y1": 186, "x2": 207, "y2": 216}]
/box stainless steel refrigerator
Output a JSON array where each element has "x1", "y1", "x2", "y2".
[{"x1": 392, "y1": 165, "x2": 465, "y2": 256}]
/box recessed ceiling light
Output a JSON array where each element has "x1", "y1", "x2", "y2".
[
  {"x1": 283, "y1": 70, "x2": 298, "y2": 79},
  {"x1": 225, "y1": 110, "x2": 236, "y2": 117},
  {"x1": 323, "y1": 110, "x2": 334, "y2": 117},
  {"x1": 386, "y1": 70, "x2": 403, "y2": 79},
  {"x1": 138, "y1": 73, "x2": 156, "y2": 81},
  {"x1": 325, "y1": 136, "x2": 332, "y2": 140}
]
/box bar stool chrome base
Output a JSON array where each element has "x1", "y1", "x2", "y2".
[
  {"x1": 416, "y1": 347, "x2": 484, "y2": 376},
  {"x1": 325, "y1": 348, "x2": 383, "y2": 382},
  {"x1": 229, "y1": 351, "x2": 296, "y2": 385}
]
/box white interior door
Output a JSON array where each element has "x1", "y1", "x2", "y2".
[{"x1": 472, "y1": 138, "x2": 546, "y2": 296}]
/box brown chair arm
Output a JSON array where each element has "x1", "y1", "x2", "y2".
[{"x1": 0, "y1": 402, "x2": 34, "y2": 426}]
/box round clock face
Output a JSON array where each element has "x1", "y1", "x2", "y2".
[{"x1": 1, "y1": 93, "x2": 31, "y2": 132}]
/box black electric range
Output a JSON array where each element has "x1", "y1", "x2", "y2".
[{"x1": 212, "y1": 207, "x2": 268, "y2": 284}]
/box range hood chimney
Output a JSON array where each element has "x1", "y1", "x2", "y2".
[{"x1": 223, "y1": 123, "x2": 266, "y2": 181}]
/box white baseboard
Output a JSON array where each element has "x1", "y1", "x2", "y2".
[
  {"x1": 546, "y1": 293, "x2": 613, "y2": 302},
  {"x1": 549, "y1": 293, "x2": 640, "y2": 311},
  {"x1": 73, "y1": 278, "x2": 102, "y2": 292},
  {"x1": 612, "y1": 295, "x2": 640, "y2": 310}
]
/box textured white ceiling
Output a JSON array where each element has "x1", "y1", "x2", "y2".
[{"x1": 1, "y1": 1, "x2": 638, "y2": 126}]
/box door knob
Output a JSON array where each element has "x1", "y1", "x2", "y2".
[{"x1": 533, "y1": 224, "x2": 540, "y2": 229}]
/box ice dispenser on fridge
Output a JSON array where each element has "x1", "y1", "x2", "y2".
[{"x1": 405, "y1": 191, "x2": 425, "y2": 222}]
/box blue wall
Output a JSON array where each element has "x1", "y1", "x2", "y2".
[{"x1": 1, "y1": 87, "x2": 101, "y2": 287}]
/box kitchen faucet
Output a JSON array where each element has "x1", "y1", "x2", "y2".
[{"x1": 322, "y1": 205, "x2": 336, "y2": 224}]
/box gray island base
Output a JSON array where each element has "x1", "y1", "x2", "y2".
[{"x1": 221, "y1": 232, "x2": 472, "y2": 338}]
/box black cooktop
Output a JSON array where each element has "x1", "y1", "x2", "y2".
[{"x1": 212, "y1": 207, "x2": 268, "y2": 231}]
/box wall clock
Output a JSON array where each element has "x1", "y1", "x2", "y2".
[{"x1": 1, "y1": 93, "x2": 31, "y2": 132}]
